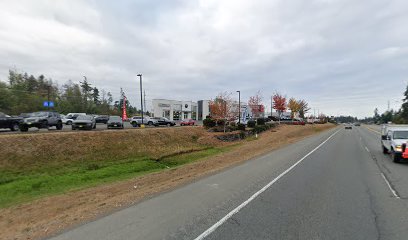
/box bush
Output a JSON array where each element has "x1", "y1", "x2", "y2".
[
  {"x1": 203, "y1": 118, "x2": 216, "y2": 128},
  {"x1": 253, "y1": 125, "x2": 268, "y2": 133},
  {"x1": 216, "y1": 119, "x2": 226, "y2": 126},
  {"x1": 237, "y1": 123, "x2": 246, "y2": 131},
  {"x1": 247, "y1": 120, "x2": 256, "y2": 128},
  {"x1": 257, "y1": 118, "x2": 266, "y2": 125}
]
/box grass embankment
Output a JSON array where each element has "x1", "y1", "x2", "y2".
[{"x1": 0, "y1": 128, "x2": 231, "y2": 208}]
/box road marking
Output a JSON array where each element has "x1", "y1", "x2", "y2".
[
  {"x1": 365, "y1": 126, "x2": 381, "y2": 135},
  {"x1": 193, "y1": 129, "x2": 341, "y2": 240},
  {"x1": 381, "y1": 173, "x2": 400, "y2": 199},
  {"x1": 365, "y1": 146, "x2": 370, "y2": 153}
]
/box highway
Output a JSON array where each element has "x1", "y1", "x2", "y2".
[{"x1": 48, "y1": 125, "x2": 408, "y2": 240}]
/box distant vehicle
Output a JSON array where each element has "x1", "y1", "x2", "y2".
[
  {"x1": 95, "y1": 115, "x2": 109, "y2": 124},
  {"x1": 153, "y1": 117, "x2": 176, "y2": 126},
  {"x1": 180, "y1": 119, "x2": 196, "y2": 126},
  {"x1": 345, "y1": 124, "x2": 352, "y2": 129},
  {"x1": 107, "y1": 116, "x2": 124, "y2": 129},
  {"x1": 130, "y1": 116, "x2": 158, "y2": 127},
  {"x1": 0, "y1": 112, "x2": 23, "y2": 131},
  {"x1": 354, "y1": 122, "x2": 361, "y2": 126},
  {"x1": 20, "y1": 111, "x2": 63, "y2": 132},
  {"x1": 381, "y1": 127, "x2": 408, "y2": 162},
  {"x1": 72, "y1": 115, "x2": 96, "y2": 130}
]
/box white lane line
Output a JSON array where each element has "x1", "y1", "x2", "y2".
[
  {"x1": 381, "y1": 173, "x2": 400, "y2": 199},
  {"x1": 365, "y1": 146, "x2": 370, "y2": 153},
  {"x1": 193, "y1": 129, "x2": 341, "y2": 240}
]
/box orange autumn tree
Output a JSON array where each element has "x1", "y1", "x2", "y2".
[
  {"x1": 272, "y1": 93, "x2": 287, "y2": 122},
  {"x1": 209, "y1": 91, "x2": 233, "y2": 132},
  {"x1": 248, "y1": 90, "x2": 264, "y2": 118},
  {"x1": 288, "y1": 97, "x2": 301, "y2": 119}
]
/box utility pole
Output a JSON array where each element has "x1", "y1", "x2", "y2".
[
  {"x1": 271, "y1": 96, "x2": 273, "y2": 117},
  {"x1": 236, "y1": 91, "x2": 241, "y2": 124},
  {"x1": 137, "y1": 74, "x2": 144, "y2": 124},
  {"x1": 144, "y1": 90, "x2": 147, "y2": 115}
]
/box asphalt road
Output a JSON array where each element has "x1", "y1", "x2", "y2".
[{"x1": 48, "y1": 125, "x2": 408, "y2": 240}]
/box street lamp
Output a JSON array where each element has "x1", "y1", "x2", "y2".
[
  {"x1": 137, "y1": 74, "x2": 144, "y2": 125},
  {"x1": 236, "y1": 91, "x2": 241, "y2": 124}
]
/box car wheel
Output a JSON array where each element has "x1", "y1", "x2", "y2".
[
  {"x1": 10, "y1": 122, "x2": 20, "y2": 131},
  {"x1": 391, "y1": 150, "x2": 400, "y2": 163},
  {"x1": 382, "y1": 145, "x2": 388, "y2": 154},
  {"x1": 131, "y1": 122, "x2": 138, "y2": 127},
  {"x1": 56, "y1": 122, "x2": 63, "y2": 130},
  {"x1": 167, "y1": 123, "x2": 171, "y2": 127},
  {"x1": 148, "y1": 121, "x2": 153, "y2": 126},
  {"x1": 67, "y1": 120, "x2": 72, "y2": 125}
]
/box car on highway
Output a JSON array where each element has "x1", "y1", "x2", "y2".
[
  {"x1": 95, "y1": 115, "x2": 109, "y2": 124},
  {"x1": 153, "y1": 117, "x2": 176, "y2": 127},
  {"x1": 345, "y1": 124, "x2": 352, "y2": 129},
  {"x1": 180, "y1": 119, "x2": 196, "y2": 126},
  {"x1": 354, "y1": 122, "x2": 361, "y2": 126},
  {"x1": 130, "y1": 116, "x2": 158, "y2": 127},
  {"x1": 0, "y1": 112, "x2": 23, "y2": 131},
  {"x1": 381, "y1": 127, "x2": 408, "y2": 162},
  {"x1": 72, "y1": 115, "x2": 96, "y2": 130},
  {"x1": 107, "y1": 116, "x2": 124, "y2": 129},
  {"x1": 20, "y1": 111, "x2": 63, "y2": 132}
]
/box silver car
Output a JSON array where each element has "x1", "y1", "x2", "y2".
[{"x1": 72, "y1": 115, "x2": 96, "y2": 130}]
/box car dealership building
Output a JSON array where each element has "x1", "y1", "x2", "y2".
[{"x1": 152, "y1": 99, "x2": 252, "y2": 121}]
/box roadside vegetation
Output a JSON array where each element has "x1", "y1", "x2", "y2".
[{"x1": 0, "y1": 128, "x2": 234, "y2": 208}]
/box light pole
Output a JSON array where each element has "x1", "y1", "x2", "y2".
[
  {"x1": 137, "y1": 74, "x2": 144, "y2": 125},
  {"x1": 236, "y1": 91, "x2": 241, "y2": 124}
]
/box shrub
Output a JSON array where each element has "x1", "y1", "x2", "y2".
[
  {"x1": 237, "y1": 123, "x2": 246, "y2": 131},
  {"x1": 216, "y1": 119, "x2": 226, "y2": 126},
  {"x1": 257, "y1": 118, "x2": 266, "y2": 125},
  {"x1": 203, "y1": 118, "x2": 216, "y2": 128},
  {"x1": 247, "y1": 120, "x2": 256, "y2": 128}
]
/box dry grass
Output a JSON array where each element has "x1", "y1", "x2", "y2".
[{"x1": 0, "y1": 127, "x2": 217, "y2": 173}]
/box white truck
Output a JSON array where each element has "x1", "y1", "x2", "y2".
[{"x1": 381, "y1": 124, "x2": 408, "y2": 162}]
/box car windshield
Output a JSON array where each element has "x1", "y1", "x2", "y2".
[
  {"x1": 76, "y1": 115, "x2": 93, "y2": 121},
  {"x1": 109, "y1": 116, "x2": 121, "y2": 121},
  {"x1": 31, "y1": 112, "x2": 48, "y2": 117},
  {"x1": 393, "y1": 131, "x2": 408, "y2": 139}
]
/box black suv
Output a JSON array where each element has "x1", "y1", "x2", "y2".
[
  {"x1": 153, "y1": 117, "x2": 176, "y2": 126},
  {"x1": 0, "y1": 112, "x2": 23, "y2": 131},
  {"x1": 20, "y1": 111, "x2": 63, "y2": 132},
  {"x1": 95, "y1": 115, "x2": 109, "y2": 124}
]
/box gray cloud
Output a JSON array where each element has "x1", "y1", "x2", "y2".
[{"x1": 1, "y1": 0, "x2": 408, "y2": 117}]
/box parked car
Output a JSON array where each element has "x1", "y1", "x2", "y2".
[
  {"x1": 130, "y1": 116, "x2": 158, "y2": 127},
  {"x1": 95, "y1": 115, "x2": 109, "y2": 124},
  {"x1": 107, "y1": 116, "x2": 124, "y2": 129},
  {"x1": 0, "y1": 112, "x2": 23, "y2": 131},
  {"x1": 180, "y1": 119, "x2": 196, "y2": 126},
  {"x1": 72, "y1": 115, "x2": 96, "y2": 130},
  {"x1": 153, "y1": 117, "x2": 176, "y2": 126},
  {"x1": 19, "y1": 113, "x2": 32, "y2": 118},
  {"x1": 20, "y1": 111, "x2": 63, "y2": 132},
  {"x1": 62, "y1": 114, "x2": 81, "y2": 125}
]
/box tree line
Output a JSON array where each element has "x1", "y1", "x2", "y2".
[{"x1": 0, "y1": 70, "x2": 142, "y2": 116}]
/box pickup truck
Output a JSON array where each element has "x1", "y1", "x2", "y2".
[
  {"x1": 381, "y1": 126, "x2": 408, "y2": 162},
  {"x1": 0, "y1": 112, "x2": 22, "y2": 131}
]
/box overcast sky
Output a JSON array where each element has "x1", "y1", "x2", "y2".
[{"x1": 1, "y1": 0, "x2": 408, "y2": 118}]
